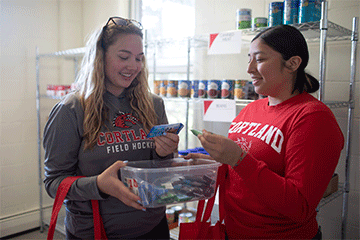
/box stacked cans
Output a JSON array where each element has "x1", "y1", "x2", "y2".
[{"x1": 153, "y1": 79, "x2": 258, "y2": 100}]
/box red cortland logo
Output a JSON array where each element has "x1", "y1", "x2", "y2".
[{"x1": 113, "y1": 112, "x2": 139, "y2": 128}]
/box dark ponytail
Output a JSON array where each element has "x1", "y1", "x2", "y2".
[{"x1": 252, "y1": 25, "x2": 319, "y2": 94}]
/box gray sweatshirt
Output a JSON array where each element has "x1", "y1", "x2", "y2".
[{"x1": 43, "y1": 91, "x2": 171, "y2": 239}]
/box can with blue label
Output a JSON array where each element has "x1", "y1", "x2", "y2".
[
  {"x1": 237, "y1": 8, "x2": 252, "y2": 29},
  {"x1": 284, "y1": 0, "x2": 300, "y2": 24},
  {"x1": 198, "y1": 80, "x2": 207, "y2": 98},
  {"x1": 178, "y1": 80, "x2": 191, "y2": 97},
  {"x1": 268, "y1": 2, "x2": 284, "y2": 27},
  {"x1": 166, "y1": 80, "x2": 178, "y2": 97},
  {"x1": 313, "y1": 0, "x2": 322, "y2": 22},
  {"x1": 299, "y1": 0, "x2": 322, "y2": 23},
  {"x1": 191, "y1": 80, "x2": 199, "y2": 98},
  {"x1": 207, "y1": 80, "x2": 221, "y2": 99},
  {"x1": 221, "y1": 80, "x2": 234, "y2": 99}
]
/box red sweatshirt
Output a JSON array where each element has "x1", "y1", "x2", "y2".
[{"x1": 225, "y1": 92, "x2": 344, "y2": 239}]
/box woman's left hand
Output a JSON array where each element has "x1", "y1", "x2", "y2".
[
  {"x1": 198, "y1": 130, "x2": 245, "y2": 167},
  {"x1": 154, "y1": 132, "x2": 179, "y2": 157}
]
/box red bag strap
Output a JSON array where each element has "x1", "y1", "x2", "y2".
[
  {"x1": 197, "y1": 164, "x2": 227, "y2": 223},
  {"x1": 47, "y1": 176, "x2": 108, "y2": 240}
]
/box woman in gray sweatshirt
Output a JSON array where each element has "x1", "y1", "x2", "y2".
[{"x1": 43, "y1": 17, "x2": 179, "y2": 239}]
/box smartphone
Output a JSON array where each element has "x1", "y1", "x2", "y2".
[{"x1": 146, "y1": 123, "x2": 184, "y2": 138}]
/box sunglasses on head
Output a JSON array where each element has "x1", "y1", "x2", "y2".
[{"x1": 104, "y1": 17, "x2": 143, "y2": 30}]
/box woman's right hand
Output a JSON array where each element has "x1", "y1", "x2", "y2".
[
  {"x1": 182, "y1": 152, "x2": 214, "y2": 160},
  {"x1": 96, "y1": 161, "x2": 145, "y2": 211}
]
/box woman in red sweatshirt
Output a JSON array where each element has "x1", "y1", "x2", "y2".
[{"x1": 185, "y1": 25, "x2": 344, "y2": 239}]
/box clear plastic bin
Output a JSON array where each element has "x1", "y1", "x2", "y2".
[{"x1": 120, "y1": 158, "x2": 221, "y2": 208}]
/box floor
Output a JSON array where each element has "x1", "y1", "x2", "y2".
[{"x1": 3, "y1": 227, "x2": 65, "y2": 240}]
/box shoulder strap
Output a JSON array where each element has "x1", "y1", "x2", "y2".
[
  {"x1": 47, "y1": 176, "x2": 84, "y2": 240},
  {"x1": 47, "y1": 176, "x2": 108, "y2": 240}
]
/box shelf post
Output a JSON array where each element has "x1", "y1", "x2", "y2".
[
  {"x1": 35, "y1": 46, "x2": 44, "y2": 233},
  {"x1": 318, "y1": 0, "x2": 328, "y2": 102},
  {"x1": 341, "y1": 16, "x2": 358, "y2": 240}
]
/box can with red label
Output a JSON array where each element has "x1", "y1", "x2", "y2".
[
  {"x1": 198, "y1": 80, "x2": 207, "y2": 98},
  {"x1": 207, "y1": 80, "x2": 221, "y2": 99},
  {"x1": 221, "y1": 80, "x2": 234, "y2": 99}
]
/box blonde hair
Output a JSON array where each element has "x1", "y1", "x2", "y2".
[{"x1": 75, "y1": 20, "x2": 157, "y2": 149}]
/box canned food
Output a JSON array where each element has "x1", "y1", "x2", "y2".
[
  {"x1": 237, "y1": 8, "x2": 252, "y2": 29},
  {"x1": 234, "y1": 80, "x2": 248, "y2": 100},
  {"x1": 221, "y1": 80, "x2": 234, "y2": 99},
  {"x1": 268, "y1": 2, "x2": 284, "y2": 27},
  {"x1": 198, "y1": 80, "x2": 207, "y2": 98},
  {"x1": 153, "y1": 80, "x2": 161, "y2": 95},
  {"x1": 178, "y1": 212, "x2": 193, "y2": 226},
  {"x1": 178, "y1": 80, "x2": 191, "y2": 97},
  {"x1": 207, "y1": 80, "x2": 221, "y2": 99},
  {"x1": 171, "y1": 205, "x2": 183, "y2": 222},
  {"x1": 191, "y1": 80, "x2": 199, "y2": 98},
  {"x1": 159, "y1": 80, "x2": 167, "y2": 97},
  {"x1": 252, "y1": 17, "x2": 268, "y2": 30},
  {"x1": 166, "y1": 208, "x2": 175, "y2": 224},
  {"x1": 166, "y1": 80, "x2": 178, "y2": 97},
  {"x1": 284, "y1": 0, "x2": 299, "y2": 25}
]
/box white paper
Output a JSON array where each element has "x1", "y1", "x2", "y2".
[
  {"x1": 208, "y1": 30, "x2": 242, "y2": 55},
  {"x1": 203, "y1": 99, "x2": 236, "y2": 122}
]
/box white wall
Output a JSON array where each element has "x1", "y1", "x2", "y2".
[
  {"x1": 0, "y1": 0, "x2": 129, "y2": 237},
  {"x1": 194, "y1": 0, "x2": 359, "y2": 239}
]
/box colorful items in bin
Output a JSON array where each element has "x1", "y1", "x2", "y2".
[
  {"x1": 236, "y1": 8, "x2": 252, "y2": 29},
  {"x1": 126, "y1": 174, "x2": 216, "y2": 207},
  {"x1": 221, "y1": 79, "x2": 234, "y2": 99},
  {"x1": 268, "y1": 2, "x2": 284, "y2": 27},
  {"x1": 178, "y1": 147, "x2": 210, "y2": 156},
  {"x1": 178, "y1": 80, "x2": 191, "y2": 97},
  {"x1": 284, "y1": 0, "x2": 300, "y2": 24}
]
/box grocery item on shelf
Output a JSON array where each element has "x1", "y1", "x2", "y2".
[
  {"x1": 221, "y1": 79, "x2": 234, "y2": 99},
  {"x1": 191, "y1": 80, "x2": 199, "y2": 98},
  {"x1": 154, "y1": 80, "x2": 161, "y2": 95},
  {"x1": 237, "y1": 8, "x2": 252, "y2": 29},
  {"x1": 46, "y1": 84, "x2": 72, "y2": 98},
  {"x1": 198, "y1": 80, "x2": 208, "y2": 98},
  {"x1": 252, "y1": 17, "x2": 268, "y2": 30},
  {"x1": 207, "y1": 80, "x2": 221, "y2": 99},
  {"x1": 284, "y1": 0, "x2": 300, "y2": 24},
  {"x1": 167, "y1": 80, "x2": 178, "y2": 97},
  {"x1": 269, "y1": 2, "x2": 284, "y2": 27},
  {"x1": 160, "y1": 80, "x2": 168, "y2": 97},
  {"x1": 178, "y1": 80, "x2": 191, "y2": 97}
]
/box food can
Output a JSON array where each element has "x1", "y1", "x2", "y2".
[
  {"x1": 221, "y1": 80, "x2": 234, "y2": 99},
  {"x1": 166, "y1": 80, "x2": 178, "y2": 97},
  {"x1": 166, "y1": 208, "x2": 175, "y2": 224},
  {"x1": 159, "y1": 80, "x2": 167, "y2": 97},
  {"x1": 313, "y1": 0, "x2": 322, "y2": 22},
  {"x1": 153, "y1": 80, "x2": 161, "y2": 95},
  {"x1": 252, "y1": 17, "x2": 268, "y2": 30},
  {"x1": 299, "y1": 0, "x2": 312, "y2": 23},
  {"x1": 178, "y1": 212, "x2": 193, "y2": 226},
  {"x1": 198, "y1": 80, "x2": 207, "y2": 98},
  {"x1": 243, "y1": 81, "x2": 259, "y2": 100},
  {"x1": 207, "y1": 80, "x2": 221, "y2": 99},
  {"x1": 191, "y1": 80, "x2": 199, "y2": 98},
  {"x1": 284, "y1": 0, "x2": 300, "y2": 24},
  {"x1": 234, "y1": 80, "x2": 248, "y2": 100},
  {"x1": 171, "y1": 205, "x2": 183, "y2": 222},
  {"x1": 237, "y1": 8, "x2": 252, "y2": 29},
  {"x1": 268, "y1": 2, "x2": 284, "y2": 27},
  {"x1": 178, "y1": 80, "x2": 191, "y2": 97}
]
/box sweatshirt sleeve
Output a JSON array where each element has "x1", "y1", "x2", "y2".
[
  {"x1": 43, "y1": 97, "x2": 106, "y2": 201},
  {"x1": 233, "y1": 110, "x2": 344, "y2": 222}
]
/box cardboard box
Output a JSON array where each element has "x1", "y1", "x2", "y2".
[{"x1": 323, "y1": 173, "x2": 339, "y2": 198}]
